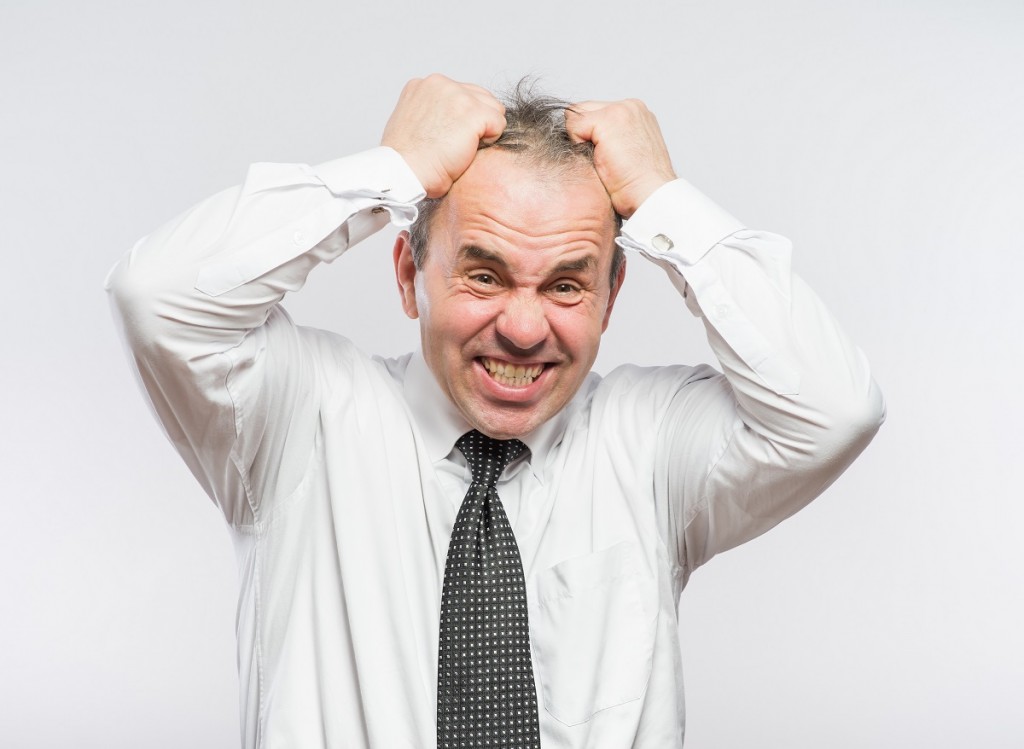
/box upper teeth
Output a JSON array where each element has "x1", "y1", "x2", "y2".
[{"x1": 482, "y1": 358, "x2": 543, "y2": 384}]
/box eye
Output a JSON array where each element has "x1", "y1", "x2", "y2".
[
  {"x1": 465, "y1": 271, "x2": 503, "y2": 293},
  {"x1": 548, "y1": 280, "x2": 584, "y2": 303}
]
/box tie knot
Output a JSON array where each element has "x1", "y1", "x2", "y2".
[{"x1": 455, "y1": 430, "x2": 527, "y2": 487}]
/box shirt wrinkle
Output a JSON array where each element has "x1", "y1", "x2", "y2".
[{"x1": 106, "y1": 148, "x2": 884, "y2": 749}]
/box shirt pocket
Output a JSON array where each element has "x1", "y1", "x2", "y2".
[{"x1": 530, "y1": 541, "x2": 658, "y2": 726}]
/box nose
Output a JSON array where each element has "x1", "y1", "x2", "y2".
[{"x1": 495, "y1": 291, "x2": 550, "y2": 356}]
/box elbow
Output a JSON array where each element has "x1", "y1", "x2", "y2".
[
  {"x1": 818, "y1": 375, "x2": 886, "y2": 466},
  {"x1": 847, "y1": 375, "x2": 885, "y2": 440},
  {"x1": 105, "y1": 250, "x2": 162, "y2": 347},
  {"x1": 105, "y1": 242, "x2": 197, "y2": 355},
  {"x1": 105, "y1": 253, "x2": 140, "y2": 319}
]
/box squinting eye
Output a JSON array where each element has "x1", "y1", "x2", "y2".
[
  {"x1": 471, "y1": 274, "x2": 496, "y2": 285},
  {"x1": 548, "y1": 282, "x2": 585, "y2": 304}
]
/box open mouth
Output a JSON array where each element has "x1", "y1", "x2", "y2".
[{"x1": 480, "y1": 357, "x2": 545, "y2": 387}]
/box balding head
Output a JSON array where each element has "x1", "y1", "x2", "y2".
[{"x1": 407, "y1": 80, "x2": 625, "y2": 287}]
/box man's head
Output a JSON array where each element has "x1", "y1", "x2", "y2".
[
  {"x1": 393, "y1": 83, "x2": 626, "y2": 439},
  {"x1": 407, "y1": 82, "x2": 626, "y2": 286}
]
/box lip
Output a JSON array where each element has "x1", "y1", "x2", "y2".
[{"x1": 474, "y1": 357, "x2": 552, "y2": 403}]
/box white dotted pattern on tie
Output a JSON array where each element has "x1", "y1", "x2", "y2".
[{"x1": 437, "y1": 430, "x2": 541, "y2": 749}]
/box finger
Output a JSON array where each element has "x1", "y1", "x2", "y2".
[
  {"x1": 479, "y1": 110, "x2": 507, "y2": 145},
  {"x1": 459, "y1": 81, "x2": 494, "y2": 97},
  {"x1": 471, "y1": 95, "x2": 506, "y2": 120},
  {"x1": 467, "y1": 91, "x2": 506, "y2": 143},
  {"x1": 568, "y1": 100, "x2": 612, "y2": 113},
  {"x1": 455, "y1": 81, "x2": 500, "y2": 105},
  {"x1": 467, "y1": 88, "x2": 505, "y2": 114},
  {"x1": 565, "y1": 106, "x2": 600, "y2": 145}
]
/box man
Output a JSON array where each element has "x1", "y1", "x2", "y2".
[{"x1": 107, "y1": 74, "x2": 884, "y2": 748}]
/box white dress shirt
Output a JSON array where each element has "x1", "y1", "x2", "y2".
[{"x1": 106, "y1": 146, "x2": 884, "y2": 748}]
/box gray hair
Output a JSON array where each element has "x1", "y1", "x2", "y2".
[{"x1": 407, "y1": 79, "x2": 625, "y2": 288}]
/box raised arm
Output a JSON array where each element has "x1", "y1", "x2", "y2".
[
  {"x1": 567, "y1": 101, "x2": 885, "y2": 574},
  {"x1": 106, "y1": 75, "x2": 504, "y2": 525}
]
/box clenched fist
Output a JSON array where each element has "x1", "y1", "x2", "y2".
[
  {"x1": 381, "y1": 74, "x2": 507, "y2": 199},
  {"x1": 565, "y1": 99, "x2": 677, "y2": 218}
]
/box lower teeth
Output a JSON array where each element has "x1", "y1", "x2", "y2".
[{"x1": 492, "y1": 373, "x2": 534, "y2": 387}]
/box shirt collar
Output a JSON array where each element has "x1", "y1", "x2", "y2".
[{"x1": 403, "y1": 350, "x2": 577, "y2": 478}]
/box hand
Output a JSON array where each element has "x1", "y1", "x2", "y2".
[
  {"x1": 381, "y1": 74, "x2": 507, "y2": 199},
  {"x1": 565, "y1": 100, "x2": 677, "y2": 218}
]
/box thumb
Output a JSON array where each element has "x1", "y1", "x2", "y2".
[{"x1": 565, "y1": 101, "x2": 606, "y2": 144}]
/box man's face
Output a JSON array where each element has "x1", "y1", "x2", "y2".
[{"x1": 394, "y1": 149, "x2": 623, "y2": 439}]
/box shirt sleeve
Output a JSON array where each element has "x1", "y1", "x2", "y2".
[
  {"x1": 617, "y1": 179, "x2": 886, "y2": 576},
  {"x1": 105, "y1": 147, "x2": 425, "y2": 526}
]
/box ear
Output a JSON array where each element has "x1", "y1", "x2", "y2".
[
  {"x1": 393, "y1": 230, "x2": 420, "y2": 319},
  {"x1": 601, "y1": 257, "x2": 626, "y2": 332}
]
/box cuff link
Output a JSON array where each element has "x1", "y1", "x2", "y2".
[{"x1": 651, "y1": 233, "x2": 674, "y2": 253}]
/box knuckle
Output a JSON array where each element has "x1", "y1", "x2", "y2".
[{"x1": 621, "y1": 99, "x2": 650, "y2": 118}]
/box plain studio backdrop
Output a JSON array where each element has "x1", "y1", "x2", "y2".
[{"x1": 2, "y1": 0, "x2": 1021, "y2": 746}]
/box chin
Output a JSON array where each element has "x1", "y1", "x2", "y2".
[
  {"x1": 471, "y1": 421, "x2": 532, "y2": 441},
  {"x1": 468, "y1": 409, "x2": 543, "y2": 441}
]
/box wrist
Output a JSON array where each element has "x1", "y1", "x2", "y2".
[
  {"x1": 614, "y1": 173, "x2": 676, "y2": 219},
  {"x1": 391, "y1": 150, "x2": 445, "y2": 198}
]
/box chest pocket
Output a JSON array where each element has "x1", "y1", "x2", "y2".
[{"x1": 529, "y1": 541, "x2": 658, "y2": 726}]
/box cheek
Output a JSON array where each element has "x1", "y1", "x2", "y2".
[
  {"x1": 429, "y1": 296, "x2": 499, "y2": 352},
  {"x1": 548, "y1": 303, "x2": 607, "y2": 342}
]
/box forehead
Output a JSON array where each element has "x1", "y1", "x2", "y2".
[{"x1": 433, "y1": 150, "x2": 617, "y2": 264}]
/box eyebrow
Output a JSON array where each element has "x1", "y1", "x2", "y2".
[
  {"x1": 457, "y1": 245, "x2": 598, "y2": 275},
  {"x1": 458, "y1": 245, "x2": 507, "y2": 267},
  {"x1": 553, "y1": 256, "x2": 597, "y2": 274}
]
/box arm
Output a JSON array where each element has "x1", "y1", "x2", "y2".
[
  {"x1": 106, "y1": 75, "x2": 504, "y2": 525},
  {"x1": 567, "y1": 102, "x2": 885, "y2": 574},
  {"x1": 106, "y1": 149, "x2": 424, "y2": 525}
]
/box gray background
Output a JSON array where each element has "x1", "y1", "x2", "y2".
[{"x1": 2, "y1": 0, "x2": 1022, "y2": 746}]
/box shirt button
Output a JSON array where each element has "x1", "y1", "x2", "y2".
[
  {"x1": 714, "y1": 303, "x2": 730, "y2": 318},
  {"x1": 292, "y1": 230, "x2": 305, "y2": 245},
  {"x1": 651, "y1": 233, "x2": 674, "y2": 253}
]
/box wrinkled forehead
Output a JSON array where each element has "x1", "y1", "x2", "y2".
[{"x1": 439, "y1": 149, "x2": 618, "y2": 248}]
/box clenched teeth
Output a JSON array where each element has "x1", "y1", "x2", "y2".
[{"x1": 481, "y1": 357, "x2": 544, "y2": 387}]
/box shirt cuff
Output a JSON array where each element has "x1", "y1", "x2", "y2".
[
  {"x1": 616, "y1": 179, "x2": 801, "y2": 395},
  {"x1": 314, "y1": 146, "x2": 426, "y2": 208},
  {"x1": 617, "y1": 179, "x2": 744, "y2": 265},
  {"x1": 194, "y1": 148, "x2": 426, "y2": 297}
]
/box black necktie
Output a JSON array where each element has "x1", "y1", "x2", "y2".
[{"x1": 437, "y1": 430, "x2": 541, "y2": 748}]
